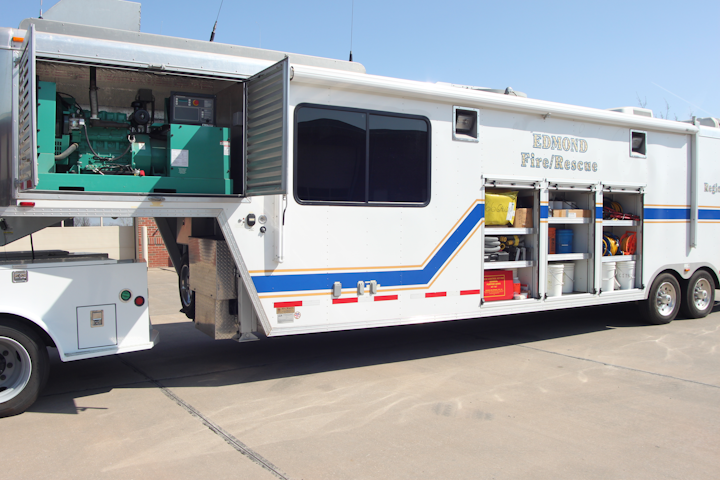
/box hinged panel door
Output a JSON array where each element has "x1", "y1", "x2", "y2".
[
  {"x1": 243, "y1": 57, "x2": 289, "y2": 196},
  {"x1": 16, "y1": 24, "x2": 38, "y2": 193}
]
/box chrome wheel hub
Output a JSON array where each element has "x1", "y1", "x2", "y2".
[
  {"x1": 655, "y1": 281, "x2": 677, "y2": 317},
  {"x1": 693, "y1": 278, "x2": 711, "y2": 311},
  {"x1": 0, "y1": 337, "x2": 32, "y2": 403}
]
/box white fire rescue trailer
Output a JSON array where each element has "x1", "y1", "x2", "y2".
[{"x1": 1, "y1": 5, "x2": 719, "y2": 417}]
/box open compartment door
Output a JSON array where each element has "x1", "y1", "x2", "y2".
[
  {"x1": 243, "y1": 57, "x2": 289, "y2": 196},
  {"x1": 15, "y1": 24, "x2": 38, "y2": 194}
]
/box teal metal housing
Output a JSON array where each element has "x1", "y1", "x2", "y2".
[{"x1": 35, "y1": 81, "x2": 232, "y2": 194}]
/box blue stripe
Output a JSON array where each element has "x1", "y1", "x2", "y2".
[
  {"x1": 699, "y1": 209, "x2": 720, "y2": 220},
  {"x1": 540, "y1": 205, "x2": 549, "y2": 218},
  {"x1": 644, "y1": 207, "x2": 690, "y2": 220},
  {"x1": 252, "y1": 203, "x2": 485, "y2": 293},
  {"x1": 595, "y1": 206, "x2": 603, "y2": 218}
]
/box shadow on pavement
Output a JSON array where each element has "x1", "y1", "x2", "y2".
[{"x1": 28, "y1": 301, "x2": 661, "y2": 415}]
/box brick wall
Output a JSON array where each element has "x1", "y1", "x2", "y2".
[{"x1": 137, "y1": 217, "x2": 173, "y2": 268}]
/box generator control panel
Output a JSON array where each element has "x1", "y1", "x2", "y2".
[{"x1": 169, "y1": 92, "x2": 216, "y2": 126}]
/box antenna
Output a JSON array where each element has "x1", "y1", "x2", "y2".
[
  {"x1": 349, "y1": 0, "x2": 354, "y2": 61},
  {"x1": 39, "y1": 0, "x2": 43, "y2": 19},
  {"x1": 209, "y1": 0, "x2": 224, "y2": 42}
]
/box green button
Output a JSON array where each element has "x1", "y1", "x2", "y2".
[{"x1": 120, "y1": 290, "x2": 132, "y2": 301}]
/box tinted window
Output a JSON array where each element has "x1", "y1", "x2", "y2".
[
  {"x1": 295, "y1": 105, "x2": 430, "y2": 205},
  {"x1": 369, "y1": 115, "x2": 428, "y2": 203},
  {"x1": 296, "y1": 107, "x2": 366, "y2": 202}
]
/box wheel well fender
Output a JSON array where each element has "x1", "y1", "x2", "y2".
[
  {"x1": 0, "y1": 313, "x2": 57, "y2": 349},
  {"x1": 643, "y1": 268, "x2": 684, "y2": 300}
]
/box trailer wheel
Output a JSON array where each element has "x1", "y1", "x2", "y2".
[
  {"x1": 179, "y1": 253, "x2": 195, "y2": 320},
  {"x1": 680, "y1": 270, "x2": 715, "y2": 319},
  {"x1": 0, "y1": 318, "x2": 50, "y2": 418},
  {"x1": 642, "y1": 273, "x2": 681, "y2": 325}
]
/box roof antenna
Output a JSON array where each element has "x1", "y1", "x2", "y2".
[
  {"x1": 348, "y1": 0, "x2": 354, "y2": 61},
  {"x1": 39, "y1": 0, "x2": 43, "y2": 19},
  {"x1": 209, "y1": 0, "x2": 224, "y2": 42}
]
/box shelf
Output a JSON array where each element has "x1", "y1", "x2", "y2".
[
  {"x1": 484, "y1": 227, "x2": 536, "y2": 235},
  {"x1": 603, "y1": 220, "x2": 638, "y2": 227},
  {"x1": 602, "y1": 255, "x2": 636, "y2": 263},
  {"x1": 548, "y1": 253, "x2": 591, "y2": 261},
  {"x1": 548, "y1": 217, "x2": 592, "y2": 224},
  {"x1": 484, "y1": 260, "x2": 534, "y2": 270}
]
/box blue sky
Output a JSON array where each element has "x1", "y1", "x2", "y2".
[{"x1": 6, "y1": 0, "x2": 719, "y2": 120}]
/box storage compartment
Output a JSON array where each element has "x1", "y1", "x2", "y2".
[
  {"x1": 547, "y1": 188, "x2": 596, "y2": 295},
  {"x1": 484, "y1": 185, "x2": 539, "y2": 300},
  {"x1": 601, "y1": 189, "x2": 643, "y2": 290},
  {"x1": 189, "y1": 237, "x2": 239, "y2": 339}
]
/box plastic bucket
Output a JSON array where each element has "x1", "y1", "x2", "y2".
[
  {"x1": 559, "y1": 262, "x2": 575, "y2": 294},
  {"x1": 616, "y1": 261, "x2": 636, "y2": 290},
  {"x1": 602, "y1": 262, "x2": 617, "y2": 292},
  {"x1": 547, "y1": 264, "x2": 564, "y2": 297},
  {"x1": 556, "y1": 229, "x2": 573, "y2": 254}
]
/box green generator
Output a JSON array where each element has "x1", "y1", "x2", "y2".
[{"x1": 36, "y1": 81, "x2": 232, "y2": 195}]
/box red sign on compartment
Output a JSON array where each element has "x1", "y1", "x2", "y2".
[{"x1": 483, "y1": 270, "x2": 513, "y2": 301}]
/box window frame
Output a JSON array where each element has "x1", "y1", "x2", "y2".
[
  {"x1": 629, "y1": 129, "x2": 648, "y2": 158},
  {"x1": 293, "y1": 103, "x2": 432, "y2": 207}
]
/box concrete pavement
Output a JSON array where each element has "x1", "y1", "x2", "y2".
[{"x1": 3, "y1": 267, "x2": 719, "y2": 479}]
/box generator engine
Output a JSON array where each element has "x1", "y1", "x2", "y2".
[{"x1": 36, "y1": 73, "x2": 232, "y2": 194}]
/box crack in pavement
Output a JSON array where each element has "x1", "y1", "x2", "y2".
[{"x1": 118, "y1": 357, "x2": 293, "y2": 480}]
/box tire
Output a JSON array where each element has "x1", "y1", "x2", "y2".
[
  {"x1": 0, "y1": 318, "x2": 50, "y2": 418},
  {"x1": 680, "y1": 270, "x2": 715, "y2": 319},
  {"x1": 641, "y1": 273, "x2": 681, "y2": 325},
  {"x1": 179, "y1": 253, "x2": 195, "y2": 320}
]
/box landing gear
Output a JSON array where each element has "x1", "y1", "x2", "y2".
[{"x1": 0, "y1": 317, "x2": 49, "y2": 418}]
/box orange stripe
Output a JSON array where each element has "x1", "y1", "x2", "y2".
[
  {"x1": 645, "y1": 204, "x2": 690, "y2": 208},
  {"x1": 250, "y1": 199, "x2": 484, "y2": 274}
]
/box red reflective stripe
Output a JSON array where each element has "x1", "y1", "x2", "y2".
[
  {"x1": 425, "y1": 292, "x2": 446, "y2": 298},
  {"x1": 18, "y1": 202, "x2": 35, "y2": 207},
  {"x1": 460, "y1": 290, "x2": 481, "y2": 295},
  {"x1": 374, "y1": 295, "x2": 398, "y2": 302},
  {"x1": 332, "y1": 298, "x2": 358, "y2": 304},
  {"x1": 274, "y1": 301, "x2": 302, "y2": 308}
]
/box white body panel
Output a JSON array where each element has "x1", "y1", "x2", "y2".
[{"x1": 0, "y1": 259, "x2": 157, "y2": 361}]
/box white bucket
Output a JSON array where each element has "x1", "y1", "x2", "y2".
[
  {"x1": 602, "y1": 262, "x2": 617, "y2": 292},
  {"x1": 547, "y1": 264, "x2": 564, "y2": 297},
  {"x1": 559, "y1": 262, "x2": 575, "y2": 294},
  {"x1": 616, "y1": 261, "x2": 636, "y2": 290}
]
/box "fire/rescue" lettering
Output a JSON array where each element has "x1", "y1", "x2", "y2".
[{"x1": 520, "y1": 153, "x2": 597, "y2": 172}]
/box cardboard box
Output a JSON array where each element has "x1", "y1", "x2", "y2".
[
  {"x1": 565, "y1": 209, "x2": 591, "y2": 218},
  {"x1": 484, "y1": 270, "x2": 513, "y2": 301},
  {"x1": 548, "y1": 227, "x2": 556, "y2": 254},
  {"x1": 552, "y1": 209, "x2": 591, "y2": 218},
  {"x1": 513, "y1": 208, "x2": 533, "y2": 228}
]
